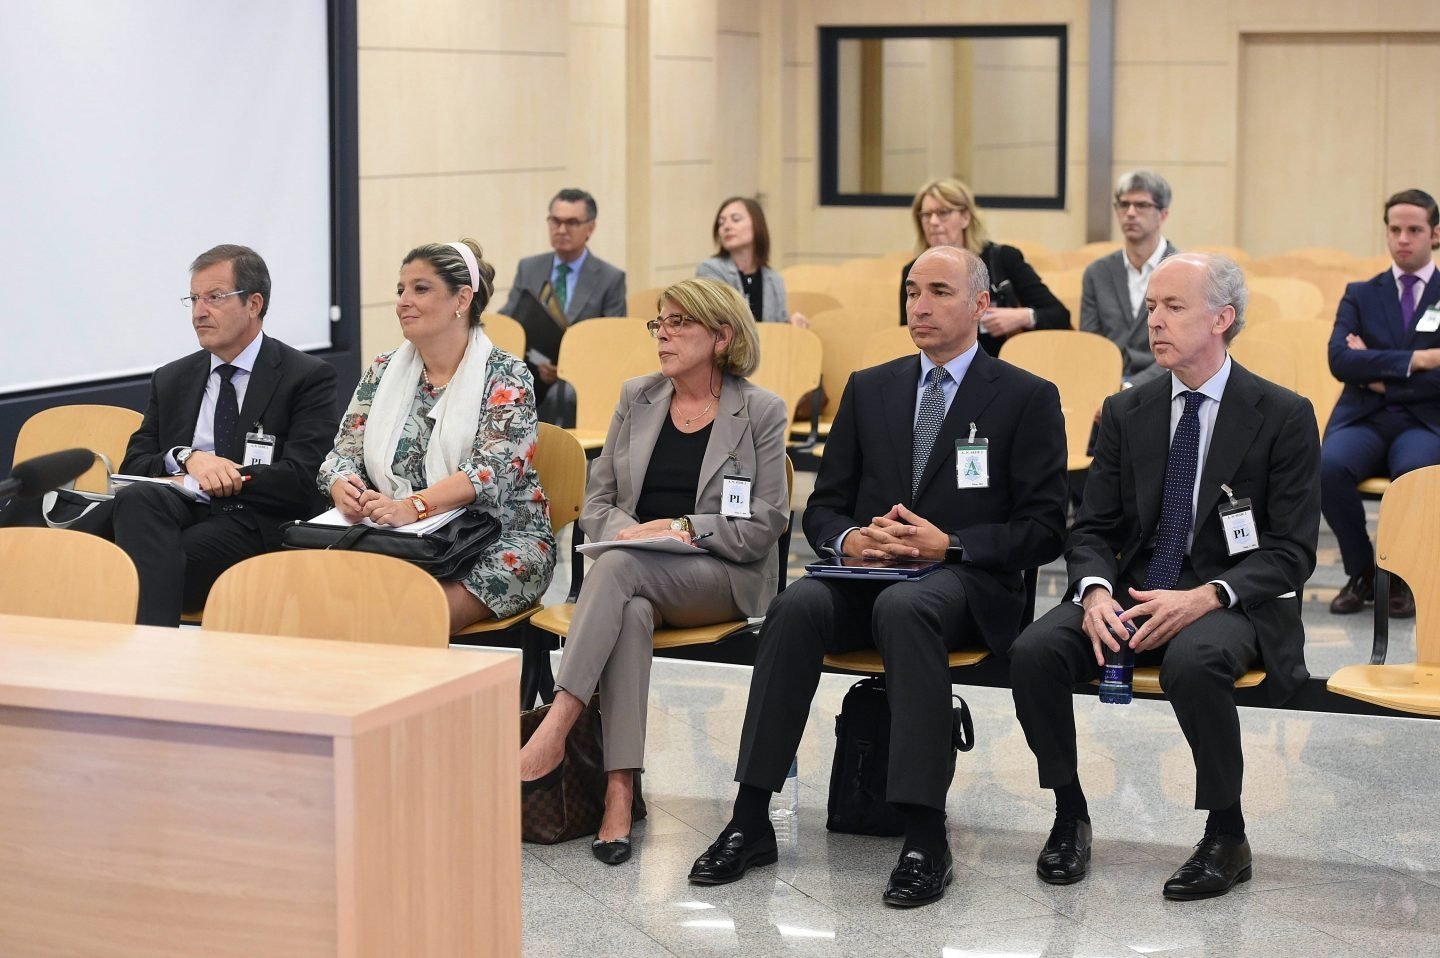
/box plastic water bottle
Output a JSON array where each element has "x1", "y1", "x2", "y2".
[
  {"x1": 1098, "y1": 622, "x2": 1137, "y2": 705},
  {"x1": 769, "y1": 757, "x2": 800, "y2": 840}
]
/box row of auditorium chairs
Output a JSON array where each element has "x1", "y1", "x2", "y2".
[{"x1": 4, "y1": 457, "x2": 1436, "y2": 717}]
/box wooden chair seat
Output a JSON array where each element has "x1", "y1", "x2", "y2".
[
  {"x1": 822, "y1": 648, "x2": 990, "y2": 673},
  {"x1": 1115, "y1": 667, "x2": 1267, "y2": 696},
  {"x1": 530, "y1": 601, "x2": 752, "y2": 650},
  {"x1": 452, "y1": 603, "x2": 544, "y2": 638},
  {"x1": 1358, "y1": 476, "x2": 1390, "y2": 496},
  {"x1": 1327, "y1": 664, "x2": 1440, "y2": 717}
]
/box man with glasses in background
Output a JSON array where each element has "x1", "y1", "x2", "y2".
[
  {"x1": 499, "y1": 188, "x2": 628, "y2": 420},
  {"x1": 17, "y1": 244, "x2": 338, "y2": 626},
  {"x1": 1082, "y1": 170, "x2": 1178, "y2": 387}
]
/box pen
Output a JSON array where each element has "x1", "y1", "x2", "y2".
[{"x1": 692, "y1": 532, "x2": 714, "y2": 542}]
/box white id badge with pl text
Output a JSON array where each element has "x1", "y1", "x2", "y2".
[
  {"x1": 721, "y1": 475, "x2": 752, "y2": 518},
  {"x1": 1219, "y1": 498, "x2": 1259, "y2": 555},
  {"x1": 243, "y1": 426, "x2": 276, "y2": 467}
]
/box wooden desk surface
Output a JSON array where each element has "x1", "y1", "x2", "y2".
[{"x1": 0, "y1": 613, "x2": 516, "y2": 737}]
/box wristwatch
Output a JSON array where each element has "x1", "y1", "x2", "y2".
[
  {"x1": 175, "y1": 447, "x2": 195, "y2": 473},
  {"x1": 1211, "y1": 582, "x2": 1229, "y2": 609},
  {"x1": 407, "y1": 494, "x2": 431, "y2": 521},
  {"x1": 946, "y1": 533, "x2": 964, "y2": 562},
  {"x1": 670, "y1": 516, "x2": 693, "y2": 534}
]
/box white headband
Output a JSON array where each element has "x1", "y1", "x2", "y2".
[{"x1": 448, "y1": 242, "x2": 482, "y2": 294}]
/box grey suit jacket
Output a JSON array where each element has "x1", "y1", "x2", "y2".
[
  {"x1": 499, "y1": 250, "x2": 627, "y2": 323},
  {"x1": 1080, "y1": 242, "x2": 1178, "y2": 386},
  {"x1": 695, "y1": 256, "x2": 789, "y2": 323},
  {"x1": 580, "y1": 372, "x2": 791, "y2": 616}
]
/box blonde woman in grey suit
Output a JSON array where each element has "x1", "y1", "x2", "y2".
[
  {"x1": 518, "y1": 278, "x2": 791, "y2": 864},
  {"x1": 697, "y1": 196, "x2": 809, "y2": 327}
]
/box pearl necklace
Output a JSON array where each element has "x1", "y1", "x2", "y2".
[{"x1": 421, "y1": 366, "x2": 447, "y2": 391}]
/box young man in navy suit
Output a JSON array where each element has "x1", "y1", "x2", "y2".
[
  {"x1": 78, "y1": 245, "x2": 337, "y2": 626},
  {"x1": 1322, "y1": 189, "x2": 1440, "y2": 617},
  {"x1": 689, "y1": 247, "x2": 1068, "y2": 908}
]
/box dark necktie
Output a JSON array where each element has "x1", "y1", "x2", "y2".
[
  {"x1": 214, "y1": 364, "x2": 241, "y2": 462},
  {"x1": 1400, "y1": 273, "x2": 1421, "y2": 331},
  {"x1": 554, "y1": 262, "x2": 570, "y2": 312},
  {"x1": 912, "y1": 365, "x2": 950, "y2": 499},
  {"x1": 1144, "y1": 390, "x2": 1205, "y2": 590}
]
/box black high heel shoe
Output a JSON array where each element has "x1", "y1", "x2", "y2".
[
  {"x1": 591, "y1": 835, "x2": 632, "y2": 865},
  {"x1": 521, "y1": 760, "x2": 563, "y2": 795}
]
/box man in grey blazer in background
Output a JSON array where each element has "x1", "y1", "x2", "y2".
[
  {"x1": 499, "y1": 187, "x2": 627, "y2": 420},
  {"x1": 1081, "y1": 170, "x2": 1179, "y2": 387}
]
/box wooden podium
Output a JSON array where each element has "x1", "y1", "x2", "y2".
[{"x1": 0, "y1": 614, "x2": 519, "y2": 958}]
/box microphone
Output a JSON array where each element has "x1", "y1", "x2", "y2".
[{"x1": 0, "y1": 448, "x2": 97, "y2": 500}]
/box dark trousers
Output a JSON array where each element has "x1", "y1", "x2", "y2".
[
  {"x1": 68, "y1": 483, "x2": 266, "y2": 627},
  {"x1": 1321, "y1": 409, "x2": 1440, "y2": 575},
  {"x1": 1009, "y1": 576, "x2": 1259, "y2": 810},
  {"x1": 734, "y1": 568, "x2": 970, "y2": 811}
]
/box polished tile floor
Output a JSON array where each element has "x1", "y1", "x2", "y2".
[{"x1": 512, "y1": 475, "x2": 1439, "y2": 957}]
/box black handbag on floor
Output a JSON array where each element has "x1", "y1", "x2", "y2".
[
  {"x1": 281, "y1": 507, "x2": 501, "y2": 580},
  {"x1": 826, "y1": 676, "x2": 975, "y2": 836}
]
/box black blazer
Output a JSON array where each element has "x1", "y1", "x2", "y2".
[
  {"x1": 1069, "y1": 361, "x2": 1321, "y2": 703},
  {"x1": 899, "y1": 243, "x2": 1071, "y2": 355},
  {"x1": 121, "y1": 334, "x2": 340, "y2": 548},
  {"x1": 805, "y1": 347, "x2": 1069, "y2": 655},
  {"x1": 1327, "y1": 269, "x2": 1440, "y2": 435}
]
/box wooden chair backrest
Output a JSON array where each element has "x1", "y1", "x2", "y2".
[
  {"x1": 786, "y1": 290, "x2": 843, "y2": 319},
  {"x1": 807, "y1": 309, "x2": 898, "y2": 421},
  {"x1": 1236, "y1": 319, "x2": 1338, "y2": 440},
  {"x1": 533, "y1": 422, "x2": 586, "y2": 535},
  {"x1": 1000, "y1": 331, "x2": 1123, "y2": 467},
  {"x1": 0, "y1": 527, "x2": 139, "y2": 624},
  {"x1": 14, "y1": 404, "x2": 142, "y2": 494},
  {"x1": 627, "y1": 287, "x2": 666, "y2": 320},
  {"x1": 557, "y1": 317, "x2": 656, "y2": 435},
  {"x1": 203, "y1": 550, "x2": 450, "y2": 646},
  {"x1": 1229, "y1": 332, "x2": 1299, "y2": 392},
  {"x1": 781, "y1": 263, "x2": 846, "y2": 295},
  {"x1": 750, "y1": 324, "x2": 823, "y2": 422},
  {"x1": 1376, "y1": 466, "x2": 1440, "y2": 664},
  {"x1": 827, "y1": 279, "x2": 896, "y2": 315},
  {"x1": 1247, "y1": 276, "x2": 1326, "y2": 322},
  {"x1": 481, "y1": 313, "x2": 526, "y2": 358},
  {"x1": 864, "y1": 326, "x2": 922, "y2": 367}
]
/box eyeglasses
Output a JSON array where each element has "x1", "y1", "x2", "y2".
[
  {"x1": 547, "y1": 216, "x2": 594, "y2": 230},
  {"x1": 918, "y1": 208, "x2": 963, "y2": 223},
  {"x1": 181, "y1": 289, "x2": 247, "y2": 309},
  {"x1": 1114, "y1": 200, "x2": 1159, "y2": 213},
  {"x1": 646, "y1": 313, "x2": 697, "y2": 337}
]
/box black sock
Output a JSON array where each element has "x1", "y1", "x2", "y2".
[
  {"x1": 1054, "y1": 778, "x2": 1089, "y2": 821},
  {"x1": 895, "y1": 803, "x2": 947, "y2": 859},
  {"x1": 1205, "y1": 800, "x2": 1245, "y2": 839},
  {"x1": 725, "y1": 783, "x2": 774, "y2": 839}
]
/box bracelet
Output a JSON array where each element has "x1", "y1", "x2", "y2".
[{"x1": 408, "y1": 493, "x2": 431, "y2": 520}]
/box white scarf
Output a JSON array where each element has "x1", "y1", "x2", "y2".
[{"x1": 363, "y1": 326, "x2": 493, "y2": 499}]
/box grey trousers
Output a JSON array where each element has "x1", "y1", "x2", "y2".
[{"x1": 554, "y1": 548, "x2": 744, "y2": 770}]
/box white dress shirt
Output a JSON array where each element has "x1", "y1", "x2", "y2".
[{"x1": 1125, "y1": 237, "x2": 1168, "y2": 318}]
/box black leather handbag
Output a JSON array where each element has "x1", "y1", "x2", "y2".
[
  {"x1": 826, "y1": 677, "x2": 974, "y2": 836},
  {"x1": 281, "y1": 507, "x2": 501, "y2": 580}
]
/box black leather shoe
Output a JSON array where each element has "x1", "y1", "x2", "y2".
[
  {"x1": 1036, "y1": 815, "x2": 1092, "y2": 885},
  {"x1": 1390, "y1": 576, "x2": 1416, "y2": 619},
  {"x1": 688, "y1": 827, "x2": 778, "y2": 885},
  {"x1": 1329, "y1": 571, "x2": 1374, "y2": 615},
  {"x1": 882, "y1": 846, "x2": 954, "y2": 908},
  {"x1": 592, "y1": 835, "x2": 631, "y2": 865},
  {"x1": 1163, "y1": 834, "x2": 1252, "y2": 901}
]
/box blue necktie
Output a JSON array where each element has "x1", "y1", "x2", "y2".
[
  {"x1": 912, "y1": 366, "x2": 950, "y2": 499},
  {"x1": 214, "y1": 364, "x2": 242, "y2": 462},
  {"x1": 1144, "y1": 390, "x2": 1204, "y2": 590}
]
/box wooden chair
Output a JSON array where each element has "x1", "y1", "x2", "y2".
[
  {"x1": 1327, "y1": 466, "x2": 1440, "y2": 715},
  {"x1": 627, "y1": 286, "x2": 666, "y2": 320},
  {"x1": 749, "y1": 324, "x2": 823, "y2": 429},
  {"x1": 1247, "y1": 276, "x2": 1325, "y2": 323},
  {"x1": 1236, "y1": 319, "x2": 1338, "y2": 441},
  {"x1": 529, "y1": 459, "x2": 795, "y2": 693},
  {"x1": 556, "y1": 317, "x2": 655, "y2": 450},
  {"x1": 789, "y1": 308, "x2": 897, "y2": 443},
  {"x1": 0, "y1": 527, "x2": 139, "y2": 625},
  {"x1": 1050, "y1": 242, "x2": 1121, "y2": 271},
  {"x1": 14, "y1": 404, "x2": 142, "y2": 494},
  {"x1": 482, "y1": 313, "x2": 525, "y2": 358},
  {"x1": 451, "y1": 422, "x2": 587, "y2": 641},
  {"x1": 1229, "y1": 332, "x2": 1298, "y2": 393},
  {"x1": 782, "y1": 263, "x2": 846, "y2": 295},
  {"x1": 827, "y1": 279, "x2": 898, "y2": 314},
  {"x1": 202, "y1": 550, "x2": 450, "y2": 646},
  {"x1": 1245, "y1": 290, "x2": 1284, "y2": 326},
  {"x1": 786, "y1": 290, "x2": 843, "y2": 319},
  {"x1": 1000, "y1": 331, "x2": 1123, "y2": 473}
]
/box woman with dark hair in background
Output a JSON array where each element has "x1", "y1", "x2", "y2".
[
  {"x1": 698, "y1": 196, "x2": 809, "y2": 327},
  {"x1": 901, "y1": 177, "x2": 1069, "y2": 355}
]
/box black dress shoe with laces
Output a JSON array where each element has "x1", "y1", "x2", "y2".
[
  {"x1": 1163, "y1": 834, "x2": 1252, "y2": 901},
  {"x1": 1329, "y1": 571, "x2": 1374, "y2": 615},
  {"x1": 1036, "y1": 815, "x2": 1092, "y2": 885},
  {"x1": 882, "y1": 846, "x2": 954, "y2": 908},
  {"x1": 1390, "y1": 576, "x2": 1417, "y2": 619},
  {"x1": 688, "y1": 826, "x2": 778, "y2": 885}
]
